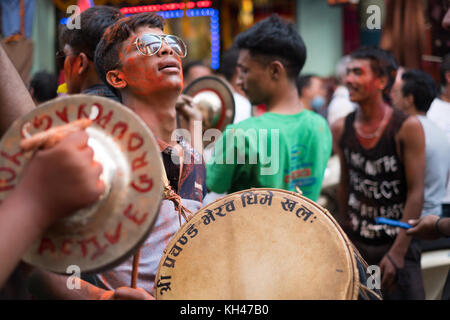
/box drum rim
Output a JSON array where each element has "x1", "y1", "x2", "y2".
[{"x1": 155, "y1": 187, "x2": 360, "y2": 300}]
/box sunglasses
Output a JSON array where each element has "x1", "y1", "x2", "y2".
[{"x1": 133, "y1": 34, "x2": 187, "y2": 58}]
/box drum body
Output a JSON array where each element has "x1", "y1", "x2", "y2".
[{"x1": 155, "y1": 188, "x2": 378, "y2": 300}]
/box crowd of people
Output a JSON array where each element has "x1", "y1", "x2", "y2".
[{"x1": 0, "y1": 5, "x2": 449, "y2": 300}]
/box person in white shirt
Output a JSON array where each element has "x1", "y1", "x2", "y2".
[
  {"x1": 427, "y1": 53, "x2": 450, "y2": 218},
  {"x1": 392, "y1": 68, "x2": 450, "y2": 217},
  {"x1": 327, "y1": 55, "x2": 357, "y2": 126}
]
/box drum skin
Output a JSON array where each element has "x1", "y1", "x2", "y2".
[{"x1": 155, "y1": 188, "x2": 360, "y2": 300}]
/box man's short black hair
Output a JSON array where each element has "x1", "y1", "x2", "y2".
[
  {"x1": 296, "y1": 74, "x2": 318, "y2": 97},
  {"x1": 440, "y1": 53, "x2": 450, "y2": 86},
  {"x1": 234, "y1": 14, "x2": 306, "y2": 80},
  {"x1": 217, "y1": 46, "x2": 240, "y2": 82},
  {"x1": 401, "y1": 69, "x2": 438, "y2": 113},
  {"x1": 30, "y1": 71, "x2": 58, "y2": 104},
  {"x1": 94, "y1": 12, "x2": 165, "y2": 93},
  {"x1": 350, "y1": 46, "x2": 398, "y2": 99},
  {"x1": 59, "y1": 6, "x2": 123, "y2": 60}
]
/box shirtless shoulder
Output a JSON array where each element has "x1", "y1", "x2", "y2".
[{"x1": 395, "y1": 114, "x2": 424, "y2": 160}]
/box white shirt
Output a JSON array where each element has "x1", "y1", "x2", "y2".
[
  {"x1": 418, "y1": 115, "x2": 450, "y2": 216},
  {"x1": 233, "y1": 92, "x2": 252, "y2": 124},
  {"x1": 327, "y1": 86, "x2": 357, "y2": 126},
  {"x1": 427, "y1": 98, "x2": 450, "y2": 204}
]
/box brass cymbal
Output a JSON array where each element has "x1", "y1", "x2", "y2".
[
  {"x1": 0, "y1": 94, "x2": 164, "y2": 274},
  {"x1": 183, "y1": 75, "x2": 235, "y2": 133}
]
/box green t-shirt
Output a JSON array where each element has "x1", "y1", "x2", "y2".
[{"x1": 206, "y1": 110, "x2": 332, "y2": 201}]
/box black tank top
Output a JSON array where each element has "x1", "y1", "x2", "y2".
[{"x1": 339, "y1": 108, "x2": 409, "y2": 245}]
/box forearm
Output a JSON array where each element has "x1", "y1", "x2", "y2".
[
  {"x1": 0, "y1": 45, "x2": 35, "y2": 135},
  {"x1": 390, "y1": 190, "x2": 423, "y2": 257},
  {"x1": 0, "y1": 188, "x2": 48, "y2": 287}
]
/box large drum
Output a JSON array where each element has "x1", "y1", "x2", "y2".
[{"x1": 155, "y1": 188, "x2": 381, "y2": 300}]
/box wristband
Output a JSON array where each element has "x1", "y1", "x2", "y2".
[{"x1": 386, "y1": 253, "x2": 400, "y2": 270}]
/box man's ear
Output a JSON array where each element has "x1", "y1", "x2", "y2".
[
  {"x1": 78, "y1": 53, "x2": 90, "y2": 75},
  {"x1": 269, "y1": 60, "x2": 284, "y2": 81},
  {"x1": 406, "y1": 93, "x2": 415, "y2": 108},
  {"x1": 106, "y1": 69, "x2": 127, "y2": 90},
  {"x1": 379, "y1": 75, "x2": 389, "y2": 91}
]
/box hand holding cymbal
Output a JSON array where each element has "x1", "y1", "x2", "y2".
[{"x1": 20, "y1": 118, "x2": 92, "y2": 152}]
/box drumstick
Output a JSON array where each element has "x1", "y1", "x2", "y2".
[
  {"x1": 131, "y1": 248, "x2": 141, "y2": 288},
  {"x1": 20, "y1": 118, "x2": 92, "y2": 152}
]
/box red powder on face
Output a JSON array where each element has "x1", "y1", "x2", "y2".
[{"x1": 116, "y1": 40, "x2": 183, "y2": 96}]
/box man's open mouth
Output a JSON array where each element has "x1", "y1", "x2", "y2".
[{"x1": 159, "y1": 60, "x2": 180, "y2": 71}]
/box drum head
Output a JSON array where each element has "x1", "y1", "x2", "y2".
[
  {"x1": 155, "y1": 188, "x2": 359, "y2": 299},
  {"x1": 0, "y1": 95, "x2": 164, "y2": 274}
]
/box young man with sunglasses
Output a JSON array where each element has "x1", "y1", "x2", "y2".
[
  {"x1": 93, "y1": 12, "x2": 208, "y2": 294},
  {"x1": 28, "y1": 12, "x2": 206, "y2": 300}
]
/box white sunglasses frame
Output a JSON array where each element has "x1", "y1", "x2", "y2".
[{"x1": 133, "y1": 34, "x2": 187, "y2": 58}]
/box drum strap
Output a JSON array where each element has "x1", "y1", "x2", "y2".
[
  {"x1": 359, "y1": 284, "x2": 383, "y2": 300},
  {"x1": 159, "y1": 155, "x2": 193, "y2": 226},
  {"x1": 132, "y1": 144, "x2": 193, "y2": 289},
  {"x1": 348, "y1": 240, "x2": 383, "y2": 300}
]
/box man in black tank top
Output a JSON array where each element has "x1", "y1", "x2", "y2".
[{"x1": 332, "y1": 47, "x2": 426, "y2": 299}]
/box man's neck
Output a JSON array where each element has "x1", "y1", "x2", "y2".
[
  {"x1": 122, "y1": 90, "x2": 179, "y2": 146},
  {"x1": 299, "y1": 97, "x2": 312, "y2": 111},
  {"x1": 266, "y1": 82, "x2": 304, "y2": 115},
  {"x1": 407, "y1": 108, "x2": 424, "y2": 117},
  {"x1": 80, "y1": 63, "x2": 105, "y2": 93},
  {"x1": 356, "y1": 94, "x2": 387, "y2": 123}
]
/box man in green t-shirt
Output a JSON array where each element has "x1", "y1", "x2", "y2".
[{"x1": 206, "y1": 15, "x2": 332, "y2": 201}]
